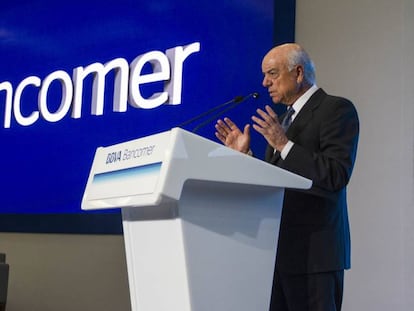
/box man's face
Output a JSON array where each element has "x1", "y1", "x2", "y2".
[{"x1": 261, "y1": 51, "x2": 302, "y2": 105}]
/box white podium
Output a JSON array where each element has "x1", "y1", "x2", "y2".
[{"x1": 82, "y1": 128, "x2": 311, "y2": 311}]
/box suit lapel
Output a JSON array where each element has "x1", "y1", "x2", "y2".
[
  {"x1": 266, "y1": 88, "x2": 327, "y2": 165},
  {"x1": 285, "y1": 88, "x2": 326, "y2": 140}
]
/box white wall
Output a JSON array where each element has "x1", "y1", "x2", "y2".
[{"x1": 296, "y1": 0, "x2": 414, "y2": 309}]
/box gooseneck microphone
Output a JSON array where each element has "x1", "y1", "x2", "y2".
[{"x1": 177, "y1": 92, "x2": 259, "y2": 133}]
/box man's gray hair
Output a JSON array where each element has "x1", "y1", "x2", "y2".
[{"x1": 286, "y1": 48, "x2": 316, "y2": 85}]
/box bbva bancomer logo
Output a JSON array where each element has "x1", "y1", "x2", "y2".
[{"x1": 0, "y1": 42, "x2": 200, "y2": 128}]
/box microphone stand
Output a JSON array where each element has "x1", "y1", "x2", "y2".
[
  {"x1": 177, "y1": 96, "x2": 244, "y2": 128},
  {"x1": 177, "y1": 93, "x2": 259, "y2": 132}
]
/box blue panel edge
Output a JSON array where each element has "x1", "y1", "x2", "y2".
[
  {"x1": 0, "y1": 213, "x2": 123, "y2": 234},
  {"x1": 274, "y1": 0, "x2": 296, "y2": 45}
]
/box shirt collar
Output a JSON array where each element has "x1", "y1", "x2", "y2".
[{"x1": 291, "y1": 84, "x2": 318, "y2": 120}]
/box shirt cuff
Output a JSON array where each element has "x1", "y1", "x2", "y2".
[{"x1": 280, "y1": 140, "x2": 294, "y2": 160}]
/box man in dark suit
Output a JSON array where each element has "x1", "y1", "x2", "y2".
[{"x1": 215, "y1": 43, "x2": 359, "y2": 311}]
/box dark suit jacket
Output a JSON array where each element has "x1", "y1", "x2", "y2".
[{"x1": 265, "y1": 88, "x2": 359, "y2": 274}]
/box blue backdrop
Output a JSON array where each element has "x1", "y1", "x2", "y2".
[{"x1": 0, "y1": 0, "x2": 295, "y2": 232}]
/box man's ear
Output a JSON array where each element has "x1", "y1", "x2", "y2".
[{"x1": 295, "y1": 65, "x2": 305, "y2": 83}]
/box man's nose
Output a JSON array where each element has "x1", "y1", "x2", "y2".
[{"x1": 262, "y1": 76, "x2": 270, "y2": 87}]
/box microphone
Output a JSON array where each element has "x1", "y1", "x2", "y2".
[
  {"x1": 192, "y1": 92, "x2": 259, "y2": 133},
  {"x1": 177, "y1": 92, "x2": 259, "y2": 132}
]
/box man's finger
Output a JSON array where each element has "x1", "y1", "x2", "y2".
[
  {"x1": 251, "y1": 115, "x2": 267, "y2": 128},
  {"x1": 256, "y1": 108, "x2": 274, "y2": 123},
  {"x1": 265, "y1": 105, "x2": 278, "y2": 120},
  {"x1": 223, "y1": 117, "x2": 237, "y2": 130}
]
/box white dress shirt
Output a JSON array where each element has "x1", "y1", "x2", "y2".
[{"x1": 280, "y1": 84, "x2": 319, "y2": 159}]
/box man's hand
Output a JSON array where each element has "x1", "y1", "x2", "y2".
[
  {"x1": 215, "y1": 117, "x2": 251, "y2": 153},
  {"x1": 252, "y1": 105, "x2": 289, "y2": 151}
]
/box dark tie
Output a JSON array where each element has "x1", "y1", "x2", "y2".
[
  {"x1": 280, "y1": 107, "x2": 295, "y2": 132},
  {"x1": 270, "y1": 107, "x2": 295, "y2": 164}
]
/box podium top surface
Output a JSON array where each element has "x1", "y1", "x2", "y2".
[{"x1": 81, "y1": 128, "x2": 312, "y2": 210}]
